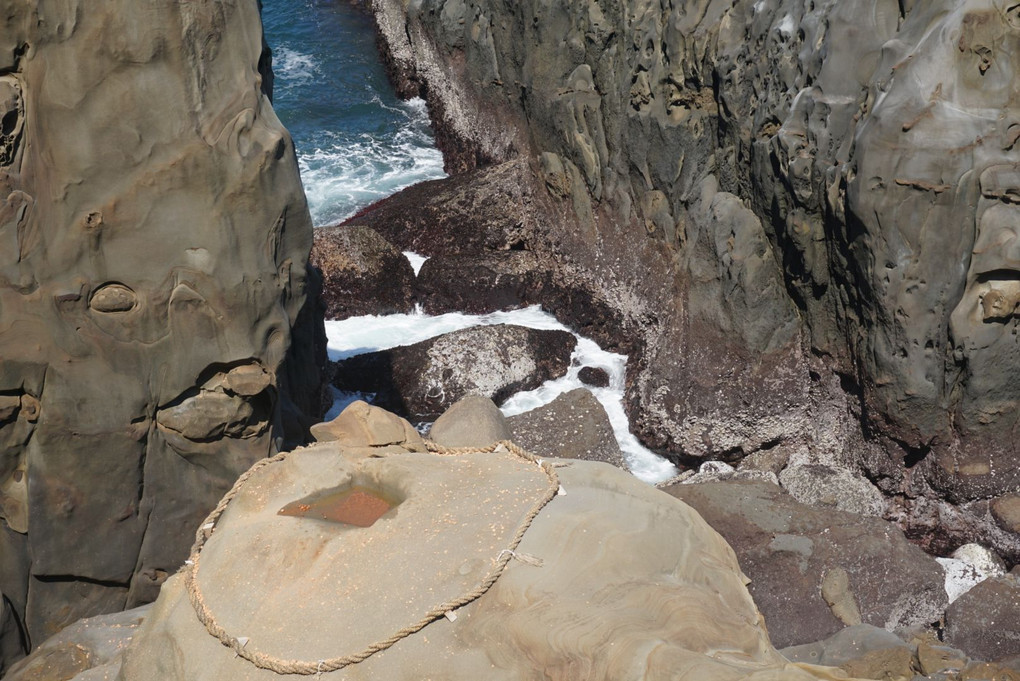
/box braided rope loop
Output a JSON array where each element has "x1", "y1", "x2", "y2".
[{"x1": 183, "y1": 440, "x2": 558, "y2": 675}]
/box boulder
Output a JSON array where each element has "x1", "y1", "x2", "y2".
[
  {"x1": 428, "y1": 395, "x2": 511, "y2": 448},
  {"x1": 0, "y1": 0, "x2": 319, "y2": 663},
  {"x1": 945, "y1": 576, "x2": 1020, "y2": 663},
  {"x1": 118, "y1": 425, "x2": 862, "y2": 680},
  {"x1": 331, "y1": 325, "x2": 576, "y2": 421},
  {"x1": 664, "y1": 480, "x2": 947, "y2": 648},
  {"x1": 310, "y1": 400, "x2": 426, "y2": 455},
  {"x1": 577, "y1": 366, "x2": 610, "y2": 388},
  {"x1": 778, "y1": 464, "x2": 887, "y2": 518},
  {"x1": 780, "y1": 624, "x2": 914, "y2": 669},
  {"x1": 3, "y1": 605, "x2": 150, "y2": 681},
  {"x1": 506, "y1": 388, "x2": 625, "y2": 468},
  {"x1": 415, "y1": 251, "x2": 542, "y2": 315},
  {"x1": 311, "y1": 225, "x2": 416, "y2": 320}
]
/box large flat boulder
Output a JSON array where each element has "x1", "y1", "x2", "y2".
[
  {"x1": 664, "y1": 480, "x2": 948, "y2": 648},
  {"x1": 331, "y1": 324, "x2": 576, "y2": 421}
]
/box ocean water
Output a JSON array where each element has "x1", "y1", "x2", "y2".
[{"x1": 261, "y1": 0, "x2": 446, "y2": 226}]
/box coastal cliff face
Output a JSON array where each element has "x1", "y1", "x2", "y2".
[
  {"x1": 368, "y1": 0, "x2": 1020, "y2": 556},
  {"x1": 0, "y1": 0, "x2": 318, "y2": 663}
]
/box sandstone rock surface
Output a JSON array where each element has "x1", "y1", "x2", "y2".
[
  {"x1": 331, "y1": 324, "x2": 576, "y2": 421},
  {"x1": 118, "y1": 417, "x2": 859, "y2": 681},
  {"x1": 0, "y1": 0, "x2": 319, "y2": 664},
  {"x1": 428, "y1": 394, "x2": 512, "y2": 448}
]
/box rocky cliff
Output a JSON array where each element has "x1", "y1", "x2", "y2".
[
  {"x1": 0, "y1": 0, "x2": 321, "y2": 668},
  {"x1": 364, "y1": 0, "x2": 1020, "y2": 560}
]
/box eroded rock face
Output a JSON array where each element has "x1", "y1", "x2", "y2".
[
  {"x1": 0, "y1": 0, "x2": 317, "y2": 663},
  {"x1": 366, "y1": 0, "x2": 1020, "y2": 553}
]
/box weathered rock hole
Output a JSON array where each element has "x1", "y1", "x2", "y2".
[{"x1": 278, "y1": 483, "x2": 402, "y2": 528}]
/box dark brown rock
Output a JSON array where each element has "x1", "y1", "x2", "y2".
[
  {"x1": 945, "y1": 576, "x2": 1020, "y2": 663},
  {"x1": 415, "y1": 251, "x2": 542, "y2": 315},
  {"x1": 332, "y1": 325, "x2": 576, "y2": 422},
  {"x1": 311, "y1": 224, "x2": 415, "y2": 320},
  {"x1": 506, "y1": 388, "x2": 625, "y2": 468},
  {"x1": 663, "y1": 480, "x2": 947, "y2": 648},
  {"x1": 577, "y1": 366, "x2": 610, "y2": 388}
]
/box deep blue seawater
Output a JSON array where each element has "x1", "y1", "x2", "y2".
[{"x1": 260, "y1": 1, "x2": 446, "y2": 226}]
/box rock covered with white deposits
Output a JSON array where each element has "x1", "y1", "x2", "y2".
[{"x1": 118, "y1": 407, "x2": 859, "y2": 681}]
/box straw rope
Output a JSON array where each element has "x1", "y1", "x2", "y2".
[{"x1": 183, "y1": 439, "x2": 559, "y2": 676}]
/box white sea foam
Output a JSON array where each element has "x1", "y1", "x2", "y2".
[
  {"x1": 403, "y1": 251, "x2": 429, "y2": 276},
  {"x1": 324, "y1": 306, "x2": 679, "y2": 484},
  {"x1": 273, "y1": 46, "x2": 317, "y2": 83},
  {"x1": 298, "y1": 98, "x2": 446, "y2": 226}
]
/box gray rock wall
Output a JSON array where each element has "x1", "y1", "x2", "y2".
[
  {"x1": 368, "y1": 0, "x2": 1020, "y2": 554},
  {"x1": 0, "y1": 0, "x2": 317, "y2": 663}
]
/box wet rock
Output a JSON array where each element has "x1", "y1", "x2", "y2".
[
  {"x1": 415, "y1": 251, "x2": 542, "y2": 315},
  {"x1": 311, "y1": 224, "x2": 415, "y2": 320},
  {"x1": 332, "y1": 324, "x2": 576, "y2": 421},
  {"x1": 429, "y1": 394, "x2": 511, "y2": 448},
  {"x1": 944, "y1": 576, "x2": 1020, "y2": 663},
  {"x1": 577, "y1": 366, "x2": 610, "y2": 388},
  {"x1": 348, "y1": 158, "x2": 539, "y2": 256},
  {"x1": 664, "y1": 480, "x2": 947, "y2": 648},
  {"x1": 506, "y1": 388, "x2": 624, "y2": 468},
  {"x1": 0, "y1": 0, "x2": 320, "y2": 663}
]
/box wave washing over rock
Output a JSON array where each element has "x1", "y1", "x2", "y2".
[
  {"x1": 261, "y1": 0, "x2": 446, "y2": 225},
  {"x1": 324, "y1": 306, "x2": 679, "y2": 483}
]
